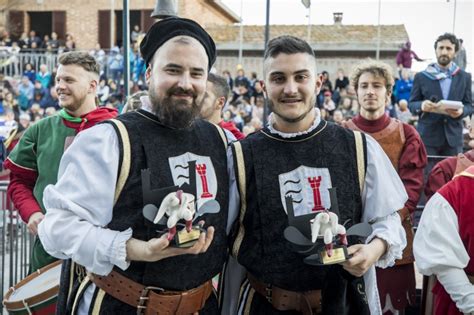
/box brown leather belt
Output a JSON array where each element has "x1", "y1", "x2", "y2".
[
  {"x1": 247, "y1": 273, "x2": 322, "y2": 315},
  {"x1": 90, "y1": 270, "x2": 213, "y2": 315}
]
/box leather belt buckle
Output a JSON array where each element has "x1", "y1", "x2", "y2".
[
  {"x1": 265, "y1": 284, "x2": 273, "y2": 303},
  {"x1": 136, "y1": 286, "x2": 164, "y2": 315}
]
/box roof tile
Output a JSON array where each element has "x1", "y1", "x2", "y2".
[{"x1": 205, "y1": 24, "x2": 408, "y2": 45}]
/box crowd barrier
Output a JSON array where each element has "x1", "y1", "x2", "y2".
[
  {"x1": 0, "y1": 51, "x2": 58, "y2": 79},
  {"x1": 0, "y1": 50, "x2": 124, "y2": 82},
  {"x1": 0, "y1": 181, "x2": 34, "y2": 315}
]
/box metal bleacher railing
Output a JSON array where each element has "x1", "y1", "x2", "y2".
[
  {"x1": 0, "y1": 49, "x2": 119, "y2": 81},
  {"x1": 0, "y1": 180, "x2": 34, "y2": 315},
  {"x1": 0, "y1": 49, "x2": 59, "y2": 78},
  {"x1": 413, "y1": 155, "x2": 447, "y2": 229}
]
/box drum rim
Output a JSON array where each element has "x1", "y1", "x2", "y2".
[
  {"x1": 2, "y1": 260, "x2": 62, "y2": 310},
  {"x1": 2, "y1": 293, "x2": 58, "y2": 311}
]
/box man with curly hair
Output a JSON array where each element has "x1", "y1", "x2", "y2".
[{"x1": 343, "y1": 60, "x2": 427, "y2": 314}]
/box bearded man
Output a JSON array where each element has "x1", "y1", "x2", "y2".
[
  {"x1": 38, "y1": 17, "x2": 234, "y2": 314},
  {"x1": 408, "y1": 33, "x2": 472, "y2": 156}
]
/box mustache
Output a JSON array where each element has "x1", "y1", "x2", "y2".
[
  {"x1": 149, "y1": 92, "x2": 202, "y2": 129},
  {"x1": 167, "y1": 87, "x2": 196, "y2": 98}
]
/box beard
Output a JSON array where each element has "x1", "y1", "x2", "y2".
[
  {"x1": 437, "y1": 55, "x2": 453, "y2": 67},
  {"x1": 149, "y1": 87, "x2": 202, "y2": 129},
  {"x1": 267, "y1": 96, "x2": 315, "y2": 123},
  {"x1": 59, "y1": 92, "x2": 87, "y2": 113}
]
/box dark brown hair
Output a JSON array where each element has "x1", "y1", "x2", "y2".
[
  {"x1": 264, "y1": 35, "x2": 315, "y2": 60},
  {"x1": 207, "y1": 73, "x2": 230, "y2": 102}
]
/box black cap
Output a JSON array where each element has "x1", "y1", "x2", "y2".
[{"x1": 140, "y1": 17, "x2": 216, "y2": 71}]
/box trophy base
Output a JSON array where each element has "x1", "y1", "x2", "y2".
[
  {"x1": 173, "y1": 226, "x2": 204, "y2": 248},
  {"x1": 304, "y1": 245, "x2": 351, "y2": 266},
  {"x1": 319, "y1": 246, "x2": 350, "y2": 265}
]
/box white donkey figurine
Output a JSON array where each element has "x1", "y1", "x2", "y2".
[
  {"x1": 310, "y1": 211, "x2": 347, "y2": 257},
  {"x1": 153, "y1": 190, "x2": 196, "y2": 240}
]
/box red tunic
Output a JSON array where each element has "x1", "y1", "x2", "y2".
[
  {"x1": 425, "y1": 149, "x2": 474, "y2": 201},
  {"x1": 219, "y1": 120, "x2": 245, "y2": 140},
  {"x1": 432, "y1": 166, "x2": 474, "y2": 315},
  {"x1": 350, "y1": 114, "x2": 427, "y2": 213},
  {"x1": 347, "y1": 114, "x2": 427, "y2": 312}
]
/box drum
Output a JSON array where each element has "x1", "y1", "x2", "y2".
[{"x1": 2, "y1": 260, "x2": 62, "y2": 315}]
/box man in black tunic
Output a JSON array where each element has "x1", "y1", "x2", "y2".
[
  {"x1": 228, "y1": 35, "x2": 407, "y2": 315},
  {"x1": 39, "y1": 17, "x2": 232, "y2": 314}
]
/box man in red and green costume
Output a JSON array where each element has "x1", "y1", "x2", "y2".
[{"x1": 4, "y1": 51, "x2": 117, "y2": 272}]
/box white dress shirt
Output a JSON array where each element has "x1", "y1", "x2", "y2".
[{"x1": 38, "y1": 114, "x2": 239, "y2": 314}]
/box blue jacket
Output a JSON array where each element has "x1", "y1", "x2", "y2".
[{"x1": 408, "y1": 70, "x2": 472, "y2": 148}]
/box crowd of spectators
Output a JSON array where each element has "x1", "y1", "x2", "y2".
[
  {"x1": 1, "y1": 28, "x2": 472, "y2": 154},
  {"x1": 219, "y1": 64, "x2": 472, "y2": 152},
  {"x1": 0, "y1": 27, "x2": 151, "y2": 142},
  {"x1": 0, "y1": 29, "x2": 76, "y2": 54}
]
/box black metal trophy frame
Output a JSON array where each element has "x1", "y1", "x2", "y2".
[
  {"x1": 284, "y1": 187, "x2": 372, "y2": 266},
  {"x1": 141, "y1": 160, "x2": 207, "y2": 248}
]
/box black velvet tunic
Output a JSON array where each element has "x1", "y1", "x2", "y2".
[
  {"x1": 58, "y1": 110, "x2": 229, "y2": 315},
  {"x1": 233, "y1": 120, "x2": 370, "y2": 314}
]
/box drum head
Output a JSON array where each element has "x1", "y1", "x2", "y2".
[
  {"x1": 3, "y1": 260, "x2": 62, "y2": 313},
  {"x1": 9, "y1": 263, "x2": 61, "y2": 301}
]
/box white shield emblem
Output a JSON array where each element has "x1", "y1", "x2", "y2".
[
  {"x1": 279, "y1": 166, "x2": 332, "y2": 216},
  {"x1": 168, "y1": 152, "x2": 217, "y2": 209}
]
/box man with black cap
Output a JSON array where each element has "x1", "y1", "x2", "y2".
[{"x1": 38, "y1": 17, "x2": 235, "y2": 314}]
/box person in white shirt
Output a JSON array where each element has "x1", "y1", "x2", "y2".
[{"x1": 39, "y1": 17, "x2": 238, "y2": 315}]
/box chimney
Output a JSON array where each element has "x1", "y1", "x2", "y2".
[{"x1": 333, "y1": 12, "x2": 343, "y2": 25}]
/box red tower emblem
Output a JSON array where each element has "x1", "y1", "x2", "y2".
[
  {"x1": 196, "y1": 164, "x2": 213, "y2": 198},
  {"x1": 308, "y1": 176, "x2": 325, "y2": 211}
]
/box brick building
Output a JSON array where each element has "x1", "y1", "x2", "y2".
[
  {"x1": 1, "y1": 1, "x2": 408, "y2": 79},
  {"x1": 1, "y1": 0, "x2": 239, "y2": 49}
]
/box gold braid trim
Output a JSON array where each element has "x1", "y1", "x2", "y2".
[
  {"x1": 231, "y1": 142, "x2": 247, "y2": 258},
  {"x1": 354, "y1": 131, "x2": 365, "y2": 194},
  {"x1": 66, "y1": 261, "x2": 75, "y2": 305},
  {"x1": 213, "y1": 123, "x2": 228, "y2": 149},
  {"x1": 108, "y1": 119, "x2": 131, "y2": 205},
  {"x1": 244, "y1": 286, "x2": 255, "y2": 315},
  {"x1": 91, "y1": 289, "x2": 106, "y2": 315},
  {"x1": 71, "y1": 276, "x2": 90, "y2": 314}
]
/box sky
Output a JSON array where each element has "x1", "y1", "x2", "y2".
[{"x1": 221, "y1": 0, "x2": 473, "y2": 72}]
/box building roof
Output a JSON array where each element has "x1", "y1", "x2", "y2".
[
  {"x1": 206, "y1": 0, "x2": 240, "y2": 24},
  {"x1": 205, "y1": 24, "x2": 409, "y2": 51}
]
